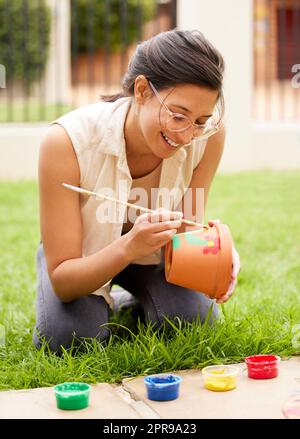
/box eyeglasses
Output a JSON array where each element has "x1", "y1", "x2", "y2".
[{"x1": 149, "y1": 81, "x2": 220, "y2": 140}]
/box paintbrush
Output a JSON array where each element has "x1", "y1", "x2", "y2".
[{"x1": 62, "y1": 183, "x2": 207, "y2": 228}]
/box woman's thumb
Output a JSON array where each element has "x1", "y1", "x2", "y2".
[{"x1": 208, "y1": 218, "x2": 221, "y2": 227}]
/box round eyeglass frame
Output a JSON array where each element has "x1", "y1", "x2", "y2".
[{"x1": 148, "y1": 81, "x2": 220, "y2": 140}]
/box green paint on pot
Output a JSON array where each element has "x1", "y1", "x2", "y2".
[
  {"x1": 172, "y1": 235, "x2": 181, "y2": 250},
  {"x1": 184, "y1": 234, "x2": 208, "y2": 246}
]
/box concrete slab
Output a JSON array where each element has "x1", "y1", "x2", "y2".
[
  {"x1": 0, "y1": 383, "x2": 143, "y2": 419},
  {"x1": 122, "y1": 357, "x2": 300, "y2": 419},
  {"x1": 1, "y1": 358, "x2": 299, "y2": 419}
]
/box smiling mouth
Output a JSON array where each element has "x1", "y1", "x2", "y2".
[
  {"x1": 161, "y1": 132, "x2": 181, "y2": 148},
  {"x1": 161, "y1": 132, "x2": 192, "y2": 150}
]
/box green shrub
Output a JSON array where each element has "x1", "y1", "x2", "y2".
[
  {"x1": 71, "y1": 0, "x2": 157, "y2": 57},
  {"x1": 0, "y1": 0, "x2": 51, "y2": 89}
]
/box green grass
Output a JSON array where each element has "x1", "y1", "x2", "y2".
[
  {"x1": 0, "y1": 171, "x2": 300, "y2": 390},
  {"x1": 0, "y1": 102, "x2": 72, "y2": 122}
]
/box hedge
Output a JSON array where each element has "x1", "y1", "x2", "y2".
[
  {"x1": 71, "y1": 0, "x2": 157, "y2": 56},
  {"x1": 0, "y1": 0, "x2": 156, "y2": 89},
  {"x1": 0, "y1": 0, "x2": 51, "y2": 89}
]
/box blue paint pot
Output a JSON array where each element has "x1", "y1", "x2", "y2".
[{"x1": 144, "y1": 374, "x2": 182, "y2": 401}]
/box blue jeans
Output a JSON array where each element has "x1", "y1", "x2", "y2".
[{"x1": 33, "y1": 242, "x2": 218, "y2": 354}]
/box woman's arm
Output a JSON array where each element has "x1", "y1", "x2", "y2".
[
  {"x1": 175, "y1": 126, "x2": 241, "y2": 304},
  {"x1": 176, "y1": 125, "x2": 225, "y2": 232},
  {"x1": 39, "y1": 124, "x2": 133, "y2": 303}
]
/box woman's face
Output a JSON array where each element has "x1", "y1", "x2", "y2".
[{"x1": 134, "y1": 76, "x2": 219, "y2": 159}]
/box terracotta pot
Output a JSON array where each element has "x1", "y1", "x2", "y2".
[{"x1": 164, "y1": 223, "x2": 233, "y2": 299}]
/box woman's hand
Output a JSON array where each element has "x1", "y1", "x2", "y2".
[
  {"x1": 124, "y1": 208, "x2": 183, "y2": 262},
  {"x1": 208, "y1": 219, "x2": 241, "y2": 304}
]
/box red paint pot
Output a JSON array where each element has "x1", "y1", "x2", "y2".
[{"x1": 245, "y1": 355, "x2": 280, "y2": 379}]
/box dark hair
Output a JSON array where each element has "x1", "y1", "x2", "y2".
[{"x1": 101, "y1": 29, "x2": 225, "y2": 117}]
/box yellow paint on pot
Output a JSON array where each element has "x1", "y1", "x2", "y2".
[{"x1": 204, "y1": 375, "x2": 236, "y2": 391}]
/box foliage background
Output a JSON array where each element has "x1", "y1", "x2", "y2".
[{"x1": 0, "y1": 0, "x2": 50, "y2": 89}]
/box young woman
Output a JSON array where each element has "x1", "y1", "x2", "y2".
[{"x1": 33, "y1": 29, "x2": 241, "y2": 354}]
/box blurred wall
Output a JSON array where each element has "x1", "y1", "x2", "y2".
[
  {"x1": 1, "y1": 0, "x2": 300, "y2": 179},
  {"x1": 44, "y1": 0, "x2": 71, "y2": 104},
  {"x1": 177, "y1": 0, "x2": 300, "y2": 172}
]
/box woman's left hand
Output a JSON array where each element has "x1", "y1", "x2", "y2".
[{"x1": 208, "y1": 219, "x2": 241, "y2": 304}]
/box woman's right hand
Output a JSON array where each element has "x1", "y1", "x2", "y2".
[{"x1": 124, "y1": 208, "x2": 183, "y2": 261}]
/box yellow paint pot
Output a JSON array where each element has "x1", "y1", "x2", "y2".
[{"x1": 202, "y1": 365, "x2": 239, "y2": 392}]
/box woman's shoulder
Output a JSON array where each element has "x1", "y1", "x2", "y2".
[
  {"x1": 49, "y1": 97, "x2": 131, "y2": 154},
  {"x1": 53, "y1": 100, "x2": 112, "y2": 129},
  {"x1": 54, "y1": 97, "x2": 131, "y2": 125}
]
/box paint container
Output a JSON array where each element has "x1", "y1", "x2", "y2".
[
  {"x1": 245, "y1": 355, "x2": 280, "y2": 379},
  {"x1": 164, "y1": 223, "x2": 233, "y2": 300},
  {"x1": 144, "y1": 374, "x2": 182, "y2": 401},
  {"x1": 282, "y1": 391, "x2": 300, "y2": 419},
  {"x1": 202, "y1": 365, "x2": 239, "y2": 391},
  {"x1": 54, "y1": 382, "x2": 91, "y2": 410}
]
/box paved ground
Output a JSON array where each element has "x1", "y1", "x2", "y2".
[
  {"x1": 123, "y1": 358, "x2": 300, "y2": 419},
  {"x1": 0, "y1": 357, "x2": 299, "y2": 419},
  {"x1": 0, "y1": 383, "x2": 148, "y2": 419}
]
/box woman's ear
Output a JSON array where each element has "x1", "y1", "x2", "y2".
[{"x1": 134, "y1": 75, "x2": 152, "y2": 105}]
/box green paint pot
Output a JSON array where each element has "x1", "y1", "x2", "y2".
[{"x1": 54, "y1": 382, "x2": 91, "y2": 410}]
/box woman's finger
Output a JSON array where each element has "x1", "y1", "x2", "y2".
[
  {"x1": 148, "y1": 219, "x2": 183, "y2": 233},
  {"x1": 208, "y1": 218, "x2": 221, "y2": 227},
  {"x1": 217, "y1": 277, "x2": 238, "y2": 303},
  {"x1": 232, "y1": 248, "x2": 241, "y2": 277},
  {"x1": 225, "y1": 280, "x2": 236, "y2": 297},
  {"x1": 216, "y1": 294, "x2": 229, "y2": 304},
  {"x1": 227, "y1": 281, "x2": 237, "y2": 296},
  {"x1": 136, "y1": 209, "x2": 183, "y2": 224}
]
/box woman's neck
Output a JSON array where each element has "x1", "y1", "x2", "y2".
[
  {"x1": 124, "y1": 102, "x2": 162, "y2": 177},
  {"x1": 124, "y1": 101, "x2": 152, "y2": 158}
]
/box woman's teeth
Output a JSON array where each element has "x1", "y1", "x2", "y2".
[{"x1": 162, "y1": 132, "x2": 180, "y2": 148}]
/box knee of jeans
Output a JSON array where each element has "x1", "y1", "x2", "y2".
[
  {"x1": 171, "y1": 300, "x2": 219, "y2": 326},
  {"x1": 190, "y1": 299, "x2": 219, "y2": 325},
  {"x1": 209, "y1": 302, "x2": 219, "y2": 323},
  {"x1": 33, "y1": 322, "x2": 110, "y2": 354}
]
